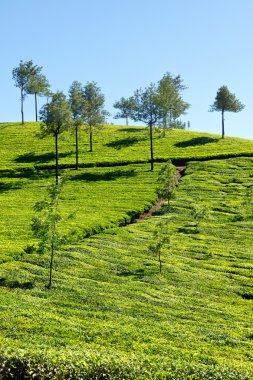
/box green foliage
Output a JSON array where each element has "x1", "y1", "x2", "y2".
[
  {"x1": 25, "y1": 71, "x2": 50, "y2": 121},
  {"x1": 156, "y1": 72, "x2": 190, "y2": 135},
  {"x1": 39, "y1": 92, "x2": 72, "y2": 137},
  {"x1": 191, "y1": 203, "x2": 209, "y2": 231},
  {"x1": 210, "y1": 85, "x2": 245, "y2": 139},
  {"x1": 39, "y1": 92, "x2": 73, "y2": 183},
  {"x1": 157, "y1": 160, "x2": 178, "y2": 201},
  {"x1": 82, "y1": 81, "x2": 108, "y2": 152},
  {"x1": 210, "y1": 85, "x2": 244, "y2": 114},
  {"x1": 149, "y1": 218, "x2": 170, "y2": 273},
  {"x1": 12, "y1": 60, "x2": 41, "y2": 124},
  {"x1": 32, "y1": 176, "x2": 67, "y2": 288},
  {"x1": 113, "y1": 96, "x2": 135, "y2": 125}
]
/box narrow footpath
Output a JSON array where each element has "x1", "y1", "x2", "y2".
[{"x1": 134, "y1": 165, "x2": 186, "y2": 222}]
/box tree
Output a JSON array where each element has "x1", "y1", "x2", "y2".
[
  {"x1": 39, "y1": 92, "x2": 72, "y2": 184},
  {"x1": 156, "y1": 73, "x2": 189, "y2": 136},
  {"x1": 25, "y1": 72, "x2": 51, "y2": 122},
  {"x1": 68, "y1": 81, "x2": 85, "y2": 169},
  {"x1": 191, "y1": 204, "x2": 209, "y2": 232},
  {"x1": 130, "y1": 83, "x2": 162, "y2": 171},
  {"x1": 82, "y1": 81, "x2": 108, "y2": 152},
  {"x1": 210, "y1": 85, "x2": 244, "y2": 139},
  {"x1": 12, "y1": 60, "x2": 41, "y2": 124},
  {"x1": 149, "y1": 218, "x2": 170, "y2": 273},
  {"x1": 157, "y1": 160, "x2": 178, "y2": 204},
  {"x1": 113, "y1": 97, "x2": 135, "y2": 125},
  {"x1": 32, "y1": 177, "x2": 65, "y2": 289}
]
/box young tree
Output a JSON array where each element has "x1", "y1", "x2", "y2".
[
  {"x1": 157, "y1": 160, "x2": 178, "y2": 204},
  {"x1": 32, "y1": 178, "x2": 65, "y2": 289},
  {"x1": 12, "y1": 60, "x2": 41, "y2": 124},
  {"x1": 210, "y1": 85, "x2": 244, "y2": 139},
  {"x1": 113, "y1": 97, "x2": 135, "y2": 125},
  {"x1": 130, "y1": 83, "x2": 162, "y2": 171},
  {"x1": 68, "y1": 81, "x2": 85, "y2": 169},
  {"x1": 149, "y1": 218, "x2": 170, "y2": 273},
  {"x1": 39, "y1": 92, "x2": 72, "y2": 184},
  {"x1": 191, "y1": 204, "x2": 209, "y2": 232},
  {"x1": 82, "y1": 81, "x2": 108, "y2": 152},
  {"x1": 25, "y1": 72, "x2": 51, "y2": 122}
]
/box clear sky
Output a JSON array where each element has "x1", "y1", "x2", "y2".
[{"x1": 1, "y1": 0, "x2": 252, "y2": 139}]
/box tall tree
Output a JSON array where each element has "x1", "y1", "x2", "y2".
[
  {"x1": 25, "y1": 72, "x2": 50, "y2": 122},
  {"x1": 210, "y1": 85, "x2": 244, "y2": 139},
  {"x1": 113, "y1": 97, "x2": 135, "y2": 125},
  {"x1": 130, "y1": 83, "x2": 162, "y2": 171},
  {"x1": 39, "y1": 92, "x2": 72, "y2": 184},
  {"x1": 156, "y1": 73, "x2": 189, "y2": 136},
  {"x1": 12, "y1": 60, "x2": 41, "y2": 124},
  {"x1": 82, "y1": 81, "x2": 108, "y2": 152},
  {"x1": 68, "y1": 81, "x2": 84, "y2": 169}
]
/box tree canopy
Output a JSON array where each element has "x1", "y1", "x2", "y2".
[
  {"x1": 210, "y1": 85, "x2": 244, "y2": 138},
  {"x1": 12, "y1": 60, "x2": 41, "y2": 124},
  {"x1": 39, "y1": 91, "x2": 72, "y2": 184},
  {"x1": 82, "y1": 81, "x2": 108, "y2": 152}
]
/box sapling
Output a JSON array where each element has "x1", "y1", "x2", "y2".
[
  {"x1": 191, "y1": 204, "x2": 209, "y2": 232},
  {"x1": 32, "y1": 176, "x2": 69, "y2": 288},
  {"x1": 157, "y1": 160, "x2": 178, "y2": 204},
  {"x1": 149, "y1": 218, "x2": 170, "y2": 273}
]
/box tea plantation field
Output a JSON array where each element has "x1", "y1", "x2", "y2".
[{"x1": 0, "y1": 122, "x2": 253, "y2": 379}]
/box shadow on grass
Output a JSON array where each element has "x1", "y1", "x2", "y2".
[
  {"x1": 117, "y1": 268, "x2": 145, "y2": 278},
  {"x1": 71, "y1": 169, "x2": 137, "y2": 182},
  {"x1": 0, "y1": 278, "x2": 34, "y2": 289},
  {"x1": 0, "y1": 181, "x2": 23, "y2": 193},
  {"x1": 15, "y1": 151, "x2": 72, "y2": 164},
  {"x1": 120, "y1": 127, "x2": 143, "y2": 133},
  {"x1": 174, "y1": 136, "x2": 219, "y2": 148},
  {"x1": 0, "y1": 168, "x2": 54, "y2": 180},
  {"x1": 105, "y1": 136, "x2": 145, "y2": 150}
]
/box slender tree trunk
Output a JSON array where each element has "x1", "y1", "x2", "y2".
[
  {"x1": 159, "y1": 250, "x2": 162, "y2": 273},
  {"x1": 55, "y1": 133, "x2": 59, "y2": 185},
  {"x1": 75, "y1": 124, "x2": 79, "y2": 170},
  {"x1": 126, "y1": 116, "x2": 128, "y2": 126},
  {"x1": 21, "y1": 88, "x2": 24, "y2": 124},
  {"x1": 221, "y1": 109, "x2": 225, "y2": 139},
  {"x1": 162, "y1": 112, "x2": 166, "y2": 137},
  {"x1": 35, "y1": 92, "x2": 38, "y2": 122},
  {"x1": 48, "y1": 238, "x2": 54, "y2": 289},
  {"x1": 149, "y1": 123, "x2": 154, "y2": 171},
  {"x1": 90, "y1": 127, "x2": 93, "y2": 152}
]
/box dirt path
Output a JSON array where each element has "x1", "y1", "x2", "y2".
[{"x1": 133, "y1": 166, "x2": 186, "y2": 222}]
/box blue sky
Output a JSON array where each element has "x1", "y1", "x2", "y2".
[{"x1": 1, "y1": 0, "x2": 253, "y2": 139}]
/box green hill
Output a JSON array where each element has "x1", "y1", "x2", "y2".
[{"x1": 0, "y1": 122, "x2": 252, "y2": 379}]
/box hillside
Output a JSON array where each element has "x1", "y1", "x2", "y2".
[{"x1": 0, "y1": 122, "x2": 253, "y2": 379}]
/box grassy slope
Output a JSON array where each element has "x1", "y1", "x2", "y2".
[
  {"x1": 1, "y1": 122, "x2": 253, "y2": 171},
  {"x1": 0, "y1": 122, "x2": 253, "y2": 379}
]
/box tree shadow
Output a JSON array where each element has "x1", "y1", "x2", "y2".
[
  {"x1": 105, "y1": 136, "x2": 145, "y2": 150},
  {"x1": 72, "y1": 169, "x2": 137, "y2": 182},
  {"x1": 174, "y1": 137, "x2": 219, "y2": 148},
  {"x1": 0, "y1": 181, "x2": 24, "y2": 193},
  {"x1": 15, "y1": 151, "x2": 72, "y2": 164},
  {"x1": 120, "y1": 127, "x2": 143, "y2": 133},
  {"x1": 0, "y1": 277, "x2": 34, "y2": 289},
  {"x1": 0, "y1": 168, "x2": 54, "y2": 180},
  {"x1": 117, "y1": 268, "x2": 145, "y2": 278}
]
